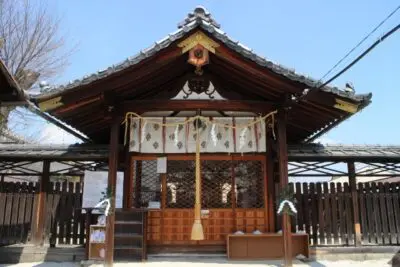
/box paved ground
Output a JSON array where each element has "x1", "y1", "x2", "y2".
[{"x1": 0, "y1": 259, "x2": 392, "y2": 267}]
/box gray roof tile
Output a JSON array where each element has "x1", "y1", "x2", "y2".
[
  {"x1": 0, "y1": 143, "x2": 399, "y2": 161},
  {"x1": 35, "y1": 6, "x2": 372, "y2": 104}
]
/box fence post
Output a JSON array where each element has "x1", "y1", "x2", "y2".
[
  {"x1": 348, "y1": 161, "x2": 361, "y2": 246},
  {"x1": 277, "y1": 108, "x2": 292, "y2": 267},
  {"x1": 33, "y1": 160, "x2": 51, "y2": 245}
]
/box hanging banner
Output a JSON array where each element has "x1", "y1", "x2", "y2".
[{"x1": 129, "y1": 117, "x2": 267, "y2": 153}]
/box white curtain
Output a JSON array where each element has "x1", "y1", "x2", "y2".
[{"x1": 129, "y1": 117, "x2": 266, "y2": 153}]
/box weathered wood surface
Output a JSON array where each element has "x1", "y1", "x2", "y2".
[
  {"x1": 0, "y1": 181, "x2": 84, "y2": 246},
  {"x1": 290, "y1": 182, "x2": 400, "y2": 246},
  {"x1": 1, "y1": 180, "x2": 400, "y2": 247}
]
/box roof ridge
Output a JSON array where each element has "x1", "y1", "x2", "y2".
[
  {"x1": 178, "y1": 6, "x2": 220, "y2": 29},
  {"x1": 33, "y1": 6, "x2": 372, "y2": 105}
]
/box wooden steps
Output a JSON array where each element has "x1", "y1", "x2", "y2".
[{"x1": 113, "y1": 209, "x2": 147, "y2": 261}]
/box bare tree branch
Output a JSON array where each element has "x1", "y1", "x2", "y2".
[
  {"x1": 0, "y1": 0, "x2": 74, "y2": 87},
  {"x1": 0, "y1": 0, "x2": 75, "y2": 142}
]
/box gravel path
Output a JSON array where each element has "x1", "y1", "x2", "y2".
[{"x1": 0, "y1": 259, "x2": 392, "y2": 267}]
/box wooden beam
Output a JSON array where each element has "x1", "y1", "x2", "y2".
[
  {"x1": 348, "y1": 161, "x2": 362, "y2": 246},
  {"x1": 35, "y1": 46, "x2": 183, "y2": 103},
  {"x1": 105, "y1": 117, "x2": 120, "y2": 266},
  {"x1": 277, "y1": 109, "x2": 293, "y2": 267},
  {"x1": 208, "y1": 57, "x2": 282, "y2": 98},
  {"x1": 34, "y1": 160, "x2": 50, "y2": 245},
  {"x1": 214, "y1": 46, "x2": 302, "y2": 93},
  {"x1": 122, "y1": 100, "x2": 276, "y2": 113}
]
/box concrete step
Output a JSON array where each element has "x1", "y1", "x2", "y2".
[{"x1": 148, "y1": 253, "x2": 226, "y2": 261}]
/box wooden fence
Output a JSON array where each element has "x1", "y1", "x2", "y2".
[
  {"x1": 1, "y1": 181, "x2": 400, "y2": 247},
  {"x1": 0, "y1": 181, "x2": 85, "y2": 246},
  {"x1": 286, "y1": 182, "x2": 400, "y2": 246}
]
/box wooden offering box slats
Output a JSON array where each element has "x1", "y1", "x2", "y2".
[{"x1": 227, "y1": 233, "x2": 309, "y2": 260}]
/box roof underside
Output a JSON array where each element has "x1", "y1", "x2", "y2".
[
  {"x1": 32, "y1": 7, "x2": 372, "y2": 144},
  {"x1": 0, "y1": 144, "x2": 398, "y2": 162},
  {"x1": 0, "y1": 60, "x2": 26, "y2": 103}
]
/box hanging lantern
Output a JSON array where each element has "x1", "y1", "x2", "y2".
[{"x1": 188, "y1": 44, "x2": 209, "y2": 74}]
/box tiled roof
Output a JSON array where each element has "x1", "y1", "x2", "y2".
[
  {"x1": 0, "y1": 143, "x2": 399, "y2": 161},
  {"x1": 36, "y1": 6, "x2": 371, "y2": 103},
  {"x1": 0, "y1": 144, "x2": 110, "y2": 160},
  {"x1": 289, "y1": 144, "x2": 400, "y2": 161}
]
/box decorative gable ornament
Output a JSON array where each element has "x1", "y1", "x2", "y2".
[{"x1": 178, "y1": 31, "x2": 219, "y2": 54}]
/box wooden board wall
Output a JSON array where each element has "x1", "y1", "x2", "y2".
[{"x1": 147, "y1": 208, "x2": 267, "y2": 245}]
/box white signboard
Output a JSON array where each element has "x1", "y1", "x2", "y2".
[
  {"x1": 157, "y1": 157, "x2": 167, "y2": 173},
  {"x1": 82, "y1": 171, "x2": 124, "y2": 213}
]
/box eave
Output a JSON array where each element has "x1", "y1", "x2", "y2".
[{"x1": 31, "y1": 7, "x2": 372, "y2": 144}]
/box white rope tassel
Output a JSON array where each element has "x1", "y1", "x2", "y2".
[
  {"x1": 277, "y1": 200, "x2": 297, "y2": 215},
  {"x1": 94, "y1": 198, "x2": 111, "y2": 216}
]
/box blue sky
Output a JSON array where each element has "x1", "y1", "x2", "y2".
[{"x1": 13, "y1": 0, "x2": 400, "y2": 145}]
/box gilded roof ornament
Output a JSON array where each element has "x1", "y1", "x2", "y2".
[{"x1": 177, "y1": 31, "x2": 220, "y2": 54}]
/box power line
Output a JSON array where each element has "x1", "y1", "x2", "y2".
[
  {"x1": 292, "y1": 21, "x2": 400, "y2": 106},
  {"x1": 320, "y1": 4, "x2": 400, "y2": 81},
  {"x1": 320, "y1": 22, "x2": 400, "y2": 89}
]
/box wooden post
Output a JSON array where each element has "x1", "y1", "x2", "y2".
[
  {"x1": 348, "y1": 161, "x2": 361, "y2": 246},
  {"x1": 161, "y1": 173, "x2": 167, "y2": 209},
  {"x1": 0, "y1": 174, "x2": 4, "y2": 191},
  {"x1": 231, "y1": 156, "x2": 237, "y2": 231},
  {"x1": 123, "y1": 118, "x2": 131, "y2": 209},
  {"x1": 34, "y1": 160, "x2": 50, "y2": 245},
  {"x1": 135, "y1": 161, "x2": 142, "y2": 208},
  {"x1": 266, "y1": 128, "x2": 276, "y2": 232},
  {"x1": 84, "y1": 208, "x2": 93, "y2": 260},
  {"x1": 105, "y1": 118, "x2": 120, "y2": 267},
  {"x1": 277, "y1": 109, "x2": 292, "y2": 267},
  {"x1": 122, "y1": 155, "x2": 131, "y2": 209},
  {"x1": 126, "y1": 156, "x2": 133, "y2": 209}
]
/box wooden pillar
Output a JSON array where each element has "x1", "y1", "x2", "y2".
[
  {"x1": 123, "y1": 118, "x2": 132, "y2": 209},
  {"x1": 84, "y1": 208, "x2": 93, "y2": 259},
  {"x1": 34, "y1": 160, "x2": 50, "y2": 245},
  {"x1": 0, "y1": 174, "x2": 4, "y2": 191},
  {"x1": 348, "y1": 161, "x2": 361, "y2": 246},
  {"x1": 161, "y1": 173, "x2": 167, "y2": 209},
  {"x1": 277, "y1": 109, "x2": 292, "y2": 267},
  {"x1": 105, "y1": 118, "x2": 120, "y2": 267},
  {"x1": 122, "y1": 154, "x2": 130, "y2": 209},
  {"x1": 125, "y1": 156, "x2": 133, "y2": 209},
  {"x1": 266, "y1": 128, "x2": 276, "y2": 232},
  {"x1": 135, "y1": 161, "x2": 142, "y2": 208},
  {"x1": 231, "y1": 157, "x2": 237, "y2": 231}
]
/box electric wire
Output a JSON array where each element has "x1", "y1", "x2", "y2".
[
  {"x1": 320, "y1": 4, "x2": 400, "y2": 81},
  {"x1": 320, "y1": 23, "x2": 400, "y2": 89}
]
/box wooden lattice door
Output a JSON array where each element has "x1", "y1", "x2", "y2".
[{"x1": 132, "y1": 155, "x2": 269, "y2": 246}]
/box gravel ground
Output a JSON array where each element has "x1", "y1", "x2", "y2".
[{"x1": 0, "y1": 259, "x2": 392, "y2": 267}]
